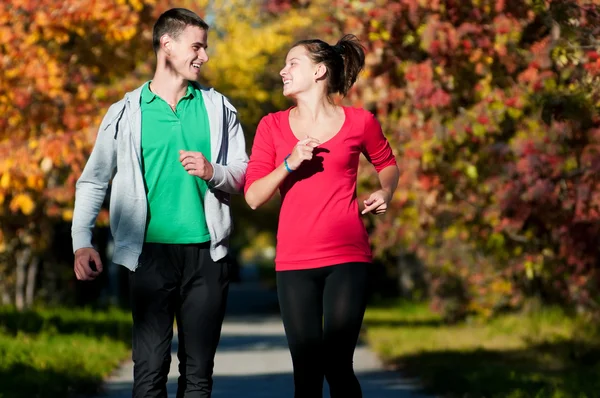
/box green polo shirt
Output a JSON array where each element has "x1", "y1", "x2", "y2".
[{"x1": 140, "y1": 82, "x2": 211, "y2": 243}]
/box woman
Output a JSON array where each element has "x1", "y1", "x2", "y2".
[{"x1": 244, "y1": 34, "x2": 399, "y2": 397}]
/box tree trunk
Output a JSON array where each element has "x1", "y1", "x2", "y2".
[
  {"x1": 25, "y1": 255, "x2": 40, "y2": 308},
  {"x1": 0, "y1": 280, "x2": 11, "y2": 306},
  {"x1": 14, "y1": 248, "x2": 31, "y2": 311},
  {"x1": 397, "y1": 252, "x2": 427, "y2": 299}
]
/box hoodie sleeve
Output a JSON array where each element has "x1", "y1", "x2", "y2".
[
  {"x1": 208, "y1": 96, "x2": 249, "y2": 194},
  {"x1": 71, "y1": 101, "x2": 123, "y2": 253}
]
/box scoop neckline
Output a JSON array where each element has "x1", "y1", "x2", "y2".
[{"x1": 283, "y1": 106, "x2": 350, "y2": 147}]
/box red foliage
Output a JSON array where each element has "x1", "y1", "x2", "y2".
[{"x1": 324, "y1": 0, "x2": 600, "y2": 318}]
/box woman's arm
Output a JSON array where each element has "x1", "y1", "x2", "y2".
[
  {"x1": 244, "y1": 122, "x2": 319, "y2": 209},
  {"x1": 361, "y1": 111, "x2": 399, "y2": 215},
  {"x1": 244, "y1": 162, "x2": 290, "y2": 210},
  {"x1": 362, "y1": 164, "x2": 399, "y2": 214}
]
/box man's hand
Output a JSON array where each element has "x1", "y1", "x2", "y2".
[
  {"x1": 179, "y1": 150, "x2": 214, "y2": 180},
  {"x1": 361, "y1": 189, "x2": 392, "y2": 215},
  {"x1": 74, "y1": 248, "x2": 103, "y2": 281}
]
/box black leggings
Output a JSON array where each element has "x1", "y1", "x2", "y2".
[{"x1": 276, "y1": 262, "x2": 369, "y2": 398}]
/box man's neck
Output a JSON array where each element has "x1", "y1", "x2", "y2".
[{"x1": 149, "y1": 70, "x2": 190, "y2": 107}]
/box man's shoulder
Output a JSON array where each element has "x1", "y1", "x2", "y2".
[
  {"x1": 107, "y1": 98, "x2": 127, "y2": 112},
  {"x1": 105, "y1": 83, "x2": 146, "y2": 115},
  {"x1": 101, "y1": 98, "x2": 127, "y2": 125},
  {"x1": 190, "y1": 81, "x2": 237, "y2": 113},
  {"x1": 190, "y1": 81, "x2": 217, "y2": 99}
]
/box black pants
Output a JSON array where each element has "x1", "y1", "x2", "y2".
[
  {"x1": 129, "y1": 242, "x2": 230, "y2": 398},
  {"x1": 276, "y1": 262, "x2": 369, "y2": 398}
]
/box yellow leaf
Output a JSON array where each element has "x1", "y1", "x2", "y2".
[
  {"x1": 0, "y1": 173, "x2": 10, "y2": 189},
  {"x1": 10, "y1": 193, "x2": 36, "y2": 215},
  {"x1": 524, "y1": 260, "x2": 535, "y2": 279},
  {"x1": 466, "y1": 165, "x2": 478, "y2": 180},
  {"x1": 62, "y1": 209, "x2": 73, "y2": 221},
  {"x1": 26, "y1": 175, "x2": 44, "y2": 190},
  {"x1": 422, "y1": 151, "x2": 435, "y2": 165}
]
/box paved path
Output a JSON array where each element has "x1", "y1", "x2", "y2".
[{"x1": 94, "y1": 281, "x2": 431, "y2": 398}]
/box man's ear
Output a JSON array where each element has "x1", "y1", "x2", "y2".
[{"x1": 160, "y1": 34, "x2": 171, "y2": 55}]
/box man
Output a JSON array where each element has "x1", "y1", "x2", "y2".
[{"x1": 71, "y1": 8, "x2": 248, "y2": 397}]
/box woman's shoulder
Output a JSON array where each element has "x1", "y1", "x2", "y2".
[
  {"x1": 259, "y1": 108, "x2": 291, "y2": 129},
  {"x1": 255, "y1": 108, "x2": 292, "y2": 142},
  {"x1": 342, "y1": 105, "x2": 375, "y2": 121},
  {"x1": 342, "y1": 106, "x2": 379, "y2": 129}
]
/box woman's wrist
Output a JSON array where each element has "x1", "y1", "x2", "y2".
[{"x1": 283, "y1": 154, "x2": 294, "y2": 173}]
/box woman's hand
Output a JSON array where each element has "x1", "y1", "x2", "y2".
[
  {"x1": 361, "y1": 189, "x2": 392, "y2": 215},
  {"x1": 286, "y1": 137, "x2": 320, "y2": 170}
]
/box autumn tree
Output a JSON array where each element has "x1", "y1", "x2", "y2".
[
  {"x1": 0, "y1": 0, "x2": 190, "y2": 308},
  {"x1": 304, "y1": 0, "x2": 600, "y2": 320},
  {"x1": 0, "y1": 0, "x2": 316, "y2": 308}
]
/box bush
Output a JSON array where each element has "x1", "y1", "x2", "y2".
[{"x1": 0, "y1": 306, "x2": 132, "y2": 398}]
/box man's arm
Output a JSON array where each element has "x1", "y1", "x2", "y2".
[
  {"x1": 207, "y1": 98, "x2": 249, "y2": 194},
  {"x1": 71, "y1": 102, "x2": 121, "y2": 279}
]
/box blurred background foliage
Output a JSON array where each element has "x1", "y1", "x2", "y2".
[
  {"x1": 3, "y1": 1, "x2": 600, "y2": 397},
  {"x1": 1, "y1": 0, "x2": 600, "y2": 323}
]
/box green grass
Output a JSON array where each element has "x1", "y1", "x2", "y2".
[
  {"x1": 0, "y1": 306, "x2": 132, "y2": 398},
  {"x1": 363, "y1": 300, "x2": 600, "y2": 398}
]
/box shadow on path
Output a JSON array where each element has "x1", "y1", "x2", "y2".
[{"x1": 95, "y1": 280, "x2": 432, "y2": 398}]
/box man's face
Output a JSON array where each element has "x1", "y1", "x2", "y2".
[{"x1": 164, "y1": 25, "x2": 209, "y2": 81}]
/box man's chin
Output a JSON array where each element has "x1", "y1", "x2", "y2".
[{"x1": 177, "y1": 68, "x2": 200, "y2": 81}]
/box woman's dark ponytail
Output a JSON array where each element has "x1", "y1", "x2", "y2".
[{"x1": 332, "y1": 34, "x2": 366, "y2": 96}]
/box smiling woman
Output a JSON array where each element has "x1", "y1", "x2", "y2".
[{"x1": 244, "y1": 34, "x2": 400, "y2": 398}]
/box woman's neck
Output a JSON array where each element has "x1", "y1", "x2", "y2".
[{"x1": 292, "y1": 95, "x2": 338, "y2": 122}]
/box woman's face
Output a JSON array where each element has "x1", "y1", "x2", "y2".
[{"x1": 279, "y1": 46, "x2": 320, "y2": 98}]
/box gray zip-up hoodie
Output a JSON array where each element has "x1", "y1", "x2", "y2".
[{"x1": 71, "y1": 82, "x2": 248, "y2": 271}]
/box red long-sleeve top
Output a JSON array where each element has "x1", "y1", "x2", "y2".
[{"x1": 245, "y1": 106, "x2": 397, "y2": 271}]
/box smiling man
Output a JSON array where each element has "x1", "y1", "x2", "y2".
[{"x1": 71, "y1": 8, "x2": 248, "y2": 398}]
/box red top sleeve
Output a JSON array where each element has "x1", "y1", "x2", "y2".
[
  {"x1": 244, "y1": 115, "x2": 276, "y2": 195},
  {"x1": 361, "y1": 112, "x2": 397, "y2": 172}
]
